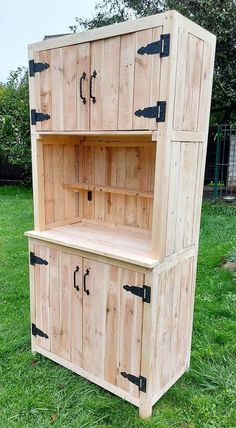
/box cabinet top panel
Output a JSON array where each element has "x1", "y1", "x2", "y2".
[{"x1": 28, "y1": 10, "x2": 215, "y2": 54}]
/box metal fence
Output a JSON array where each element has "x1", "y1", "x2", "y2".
[
  {"x1": 204, "y1": 125, "x2": 236, "y2": 200},
  {"x1": 0, "y1": 156, "x2": 24, "y2": 182}
]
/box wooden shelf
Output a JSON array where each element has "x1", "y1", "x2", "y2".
[
  {"x1": 25, "y1": 221, "x2": 158, "y2": 268},
  {"x1": 64, "y1": 183, "x2": 154, "y2": 198}
]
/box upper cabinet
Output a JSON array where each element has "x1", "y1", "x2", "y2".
[{"x1": 30, "y1": 26, "x2": 168, "y2": 132}]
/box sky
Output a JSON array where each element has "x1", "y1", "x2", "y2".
[{"x1": 0, "y1": 0, "x2": 97, "y2": 82}]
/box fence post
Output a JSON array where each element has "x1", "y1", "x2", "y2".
[{"x1": 213, "y1": 126, "x2": 222, "y2": 199}]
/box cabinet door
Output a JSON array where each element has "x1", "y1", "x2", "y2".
[
  {"x1": 34, "y1": 43, "x2": 90, "y2": 132},
  {"x1": 32, "y1": 243, "x2": 83, "y2": 365},
  {"x1": 90, "y1": 26, "x2": 162, "y2": 131},
  {"x1": 82, "y1": 258, "x2": 144, "y2": 398}
]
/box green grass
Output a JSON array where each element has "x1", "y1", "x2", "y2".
[{"x1": 0, "y1": 186, "x2": 236, "y2": 428}]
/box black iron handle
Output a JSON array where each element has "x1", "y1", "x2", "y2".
[
  {"x1": 90, "y1": 70, "x2": 97, "y2": 104},
  {"x1": 80, "y1": 72, "x2": 86, "y2": 104},
  {"x1": 83, "y1": 269, "x2": 90, "y2": 295},
  {"x1": 74, "y1": 266, "x2": 80, "y2": 291}
]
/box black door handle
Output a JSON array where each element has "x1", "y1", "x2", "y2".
[
  {"x1": 83, "y1": 269, "x2": 90, "y2": 295},
  {"x1": 80, "y1": 72, "x2": 86, "y2": 104},
  {"x1": 73, "y1": 266, "x2": 80, "y2": 291},
  {"x1": 90, "y1": 70, "x2": 97, "y2": 104}
]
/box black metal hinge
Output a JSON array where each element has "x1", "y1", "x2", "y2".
[
  {"x1": 32, "y1": 323, "x2": 49, "y2": 339},
  {"x1": 121, "y1": 372, "x2": 147, "y2": 393},
  {"x1": 137, "y1": 33, "x2": 170, "y2": 57},
  {"x1": 135, "y1": 101, "x2": 166, "y2": 123},
  {"x1": 31, "y1": 109, "x2": 50, "y2": 125},
  {"x1": 123, "y1": 284, "x2": 151, "y2": 303},
  {"x1": 29, "y1": 59, "x2": 50, "y2": 77},
  {"x1": 30, "y1": 252, "x2": 48, "y2": 266}
]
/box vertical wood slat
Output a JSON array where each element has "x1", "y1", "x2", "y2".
[
  {"x1": 71, "y1": 254, "x2": 83, "y2": 366},
  {"x1": 133, "y1": 29, "x2": 153, "y2": 130},
  {"x1": 90, "y1": 40, "x2": 104, "y2": 130},
  {"x1": 105, "y1": 148, "x2": 117, "y2": 224},
  {"x1": 77, "y1": 43, "x2": 90, "y2": 130},
  {"x1": 49, "y1": 247, "x2": 60, "y2": 355},
  {"x1": 118, "y1": 33, "x2": 136, "y2": 130},
  {"x1": 64, "y1": 145, "x2": 77, "y2": 220},
  {"x1": 38, "y1": 245, "x2": 50, "y2": 351},
  {"x1": 44, "y1": 144, "x2": 54, "y2": 225},
  {"x1": 125, "y1": 148, "x2": 139, "y2": 226},
  {"x1": 38, "y1": 50, "x2": 52, "y2": 131},
  {"x1": 63, "y1": 46, "x2": 77, "y2": 130},
  {"x1": 51, "y1": 48, "x2": 64, "y2": 130},
  {"x1": 82, "y1": 259, "x2": 108, "y2": 378},
  {"x1": 59, "y1": 252, "x2": 72, "y2": 361},
  {"x1": 52, "y1": 144, "x2": 65, "y2": 222}
]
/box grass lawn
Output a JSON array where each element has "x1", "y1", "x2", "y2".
[{"x1": 0, "y1": 185, "x2": 235, "y2": 428}]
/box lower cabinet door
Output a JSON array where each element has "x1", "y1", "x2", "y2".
[{"x1": 31, "y1": 242, "x2": 145, "y2": 399}]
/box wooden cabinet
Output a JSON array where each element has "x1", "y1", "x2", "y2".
[
  {"x1": 26, "y1": 10, "x2": 216, "y2": 418},
  {"x1": 32, "y1": 26, "x2": 165, "y2": 132}
]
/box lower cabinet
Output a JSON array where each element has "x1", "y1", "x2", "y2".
[{"x1": 29, "y1": 240, "x2": 147, "y2": 401}]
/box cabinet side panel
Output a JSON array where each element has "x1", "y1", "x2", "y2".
[
  {"x1": 164, "y1": 141, "x2": 204, "y2": 257},
  {"x1": 153, "y1": 256, "x2": 194, "y2": 398},
  {"x1": 173, "y1": 29, "x2": 214, "y2": 133}
]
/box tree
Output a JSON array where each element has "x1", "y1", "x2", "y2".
[
  {"x1": 70, "y1": 0, "x2": 236, "y2": 125},
  {"x1": 0, "y1": 68, "x2": 31, "y2": 183}
]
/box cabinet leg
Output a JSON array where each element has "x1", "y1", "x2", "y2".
[{"x1": 139, "y1": 401, "x2": 153, "y2": 419}]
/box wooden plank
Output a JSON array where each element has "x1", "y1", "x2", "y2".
[
  {"x1": 51, "y1": 48, "x2": 64, "y2": 130},
  {"x1": 49, "y1": 247, "x2": 60, "y2": 355},
  {"x1": 160, "y1": 267, "x2": 174, "y2": 389},
  {"x1": 29, "y1": 240, "x2": 36, "y2": 351},
  {"x1": 82, "y1": 259, "x2": 108, "y2": 378},
  {"x1": 104, "y1": 265, "x2": 120, "y2": 384},
  {"x1": 183, "y1": 143, "x2": 199, "y2": 247},
  {"x1": 104, "y1": 148, "x2": 117, "y2": 224},
  {"x1": 198, "y1": 42, "x2": 213, "y2": 132},
  {"x1": 52, "y1": 144, "x2": 65, "y2": 222},
  {"x1": 148, "y1": 27, "x2": 162, "y2": 131},
  {"x1": 165, "y1": 142, "x2": 181, "y2": 256},
  {"x1": 43, "y1": 144, "x2": 55, "y2": 226},
  {"x1": 64, "y1": 182, "x2": 154, "y2": 198},
  {"x1": 38, "y1": 50, "x2": 52, "y2": 131},
  {"x1": 82, "y1": 145, "x2": 95, "y2": 220},
  {"x1": 118, "y1": 33, "x2": 135, "y2": 130},
  {"x1": 60, "y1": 251, "x2": 72, "y2": 361},
  {"x1": 31, "y1": 137, "x2": 46, "y2": 230},
  {"x1": 116, "y1": 148, "x2": 126, "y2": 225},
  {"x1": 77, "y1": 42, "x2": 90, "y2": 130},
  {"x1": 39, "y1": 245, "x2": 50, "y2": 351},
  {"x1": 102, "y1": 36, "x2": 120, "y2": 129},
  {"x1": 117, "y1": 269, "x2": 143, "y2": 398},
  {"x1": 64, "y1": 145, "x2": 76, "y2": 220},
  {"x1": 133, "y1": 29, "x2": 153, "y2": 130},
  {"x1": 90, "y1": 40, "x2": 104, "y2": 130},
  {"x1": 62, "y1": 46, "x2": 77, "y2": 130},
  {"x1": 125, "y1": 148, "x2": 139, "y2": 226},
  {"x1": 169, "y1": 262, "x2": 182, "y2": 378},
  {"x1": 173, "y1": 28, "x2": 188, "y2": 131},
  {"x1": 182, "y1": 35, "x2": 204, "y2": 131},
  {"x1": 94, "y1": 147, "x2": 106, "y2": 221},
  {"x1": 71, "y1": 254, "x2": 83, "y2": 366}
]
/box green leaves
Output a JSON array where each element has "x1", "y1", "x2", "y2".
[{"x1": 0, "y1": 68, "x2": 31, "y2": 184}]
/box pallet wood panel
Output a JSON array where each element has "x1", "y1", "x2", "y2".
[
  {"x1": 43, "y1": 142, "x2": 156, "y2": 231},
  {"x1": 28, "y1": 10, "x2": 216, "y2": 418}
]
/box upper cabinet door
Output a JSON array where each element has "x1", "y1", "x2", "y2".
[
  {"x1": 34, "y1": 43, "x2": 90, "y2": 132},
  {"x1": 32, "y1": 26, "x2": 164, "y2": 132},
  {"x1": 90, "y1": 27, "x2": 163, "y2": 131}
]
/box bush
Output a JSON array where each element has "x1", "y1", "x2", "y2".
[{"x1": 0, "y1": 68, "x2": 31, "y2": 184}]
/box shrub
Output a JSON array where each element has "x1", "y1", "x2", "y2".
[{"x1": 0, "y1": 68, "x2": 31, "y2": 184}]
